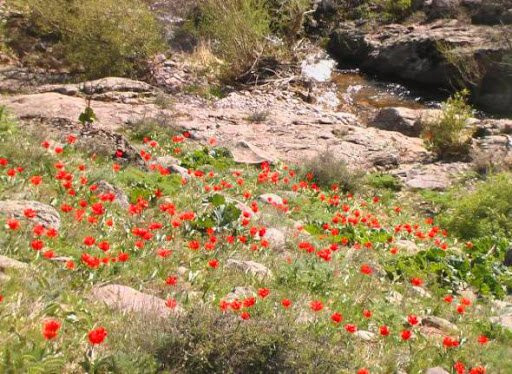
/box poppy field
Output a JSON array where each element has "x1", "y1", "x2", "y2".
[{"x1": 0, "y1": 114, "x2": 511, "y2": 374}]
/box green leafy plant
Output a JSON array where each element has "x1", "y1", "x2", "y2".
[{"x1": 421, "y1": 90, "x2": 475, "y2": 159}]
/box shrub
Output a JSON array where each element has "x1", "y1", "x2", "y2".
[
  {"x1": 421, "y1": 90, "x2": 475, "y2": 159},
  {"x1": 442, "y1": 173, "x2": 512, "y2": 240},
  {"x1": 301, "y1": 149, "x2": 363, "y2": 192},
  {"x1": 365, "y1": 173, "x2": 402, "y2": 191},
  {"x1": 188, "y1": 0, "x2": 271, "y2": 80},
  {"x1": 9, "y1": 0, "x2": 164, "y2": 79}
]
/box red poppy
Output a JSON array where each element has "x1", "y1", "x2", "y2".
[
  {"x1": 410, "y1": 277, "x2": 423, "y2": 287},
  {"x1": 454, "y1": 362, "x2": 466, "y2": 374},
  {"x1": 165, "y1": 276, "x2": 177, "y2": 286},
  {"x1": 281, "y1": 299, "x2": 292, "y2": 309},
  {"x1": 31, "y1": 240, "x2": 44, "y2": 251},
  {"x1": 478, "y1": 335, "x2": 489, "y2": 344},
  {"x1": 309, "y1": 300, "x2": 323, "y2": 312},
  {"x1": 88, "y1": 327, "x2": 107, "y2": 345},
  {"x1": 469, "y1": 366, "x2": 486, "y2": 374},
  {"x1": 257, "y1": 288, "x2": 270, "y2": 299},
  {"x1": 344, "y1": 324, "x2": 357, "y2": 333},
  {"x1": 362, "y1": 309, "x2": 372, "y2": 318},
  {"x1": 240, "y1": 311, "x2": 250, "y2": 320},
  {"x1": 357, "y1": 369, "x2": 370, "y2": 374},
  {"x1": 443, "y1": 336, "x2": 459, "y2": 348},
  {"x1": 208, "y1": 259, "x2": 219, "y2": 269},
  {"x1": 42, "y1": 319, "x2": 61, "y2": 340},
  {"x1": 7, "y1": 218, "x2": 20, "y2": 230},
  {"x1": 401, "y1": 330, "x2": 412, "y2": 341},
  {"x1": 165, "y1": 298, "x2": 177, "y2": 309},
  {"x1": 360, "y1": 264, "x2": 373, "y2": 275},
  {"x1": 330, "y1": 312, "x2": 343, "y2": 324},
  {"x1": 379, "y1": 325, "x2": 390, "y2": 336},
  {"x1": 407, "y1": 314, "x2": 419, "y2": 326},
  {"x1": 30, "y1": 176, "x2": 43, "y2": 186}
]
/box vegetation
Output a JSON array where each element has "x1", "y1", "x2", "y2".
[
  {"x1": 7, "y1": 0, "x2": 164, "y2": 79},
  {"x1": 421, "y1": 90, "x2": 475, "y2": 159},
  {"x1": 0, "y1": 114, "x2": 511, "y2": 373},
  {"x1": 188, "y1": 0, "x2": 272, "y2": 80}
]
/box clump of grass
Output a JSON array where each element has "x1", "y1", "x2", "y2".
[
  {"x1": 246, "y1": 110, "x2": 270, "y2": 123},
  {"x1": 421, "y1": 90, "x2": 475, "y2": 159},
  {"x1": 301, "y1": 149, "x2": 363, "y2": 192},
  {"x1": 366, "y1": 173, "x2": 402, "y2": 191}
]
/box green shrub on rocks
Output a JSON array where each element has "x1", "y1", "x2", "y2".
[
  {"x1": 421, "y1": 90, "x2": 475, "y2": 159},
  {"x1": 8, "y1": 0, "x2": 164, "y2": 79}
]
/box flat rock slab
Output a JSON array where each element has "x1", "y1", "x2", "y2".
[
  {"x1": 230, "y1": 141, "x2": 277, "y2": 165},
  {"x1": 0, "y1": 200, "x2": 61, "y2": 229},
  {"x1": 90, "y1": 284, "x2": 183, "y2": 318},
  {"x1": 0, "y1": 255, "x2": 29, "y2": 271},
  {"x1": 225, "y1": 259, "x2": 272, "y2": 279}
]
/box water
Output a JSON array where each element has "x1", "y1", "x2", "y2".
[{"x1": 332, "y1": 69, "x2": 446, "y2": 121}]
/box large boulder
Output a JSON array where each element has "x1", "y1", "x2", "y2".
[
  {"x1": 328, "y1": 21, "x2": 512, "y2": 114},
  {"x1": 0, "y1": 200, "x2": 60, "y2": 229},
  {"x1": 370, "y1": 107, "x2": 441, "y2": 137}
]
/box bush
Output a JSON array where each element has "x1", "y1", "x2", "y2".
[
  {"x1": 301, "y1": 149, "x2": 363, "y2": 192},
  {"x1": 9, "y1": 0, "x2": 164, "y2": 79},
  {"x1": 365, "y1": 173, "x2": 402, "y2": 191},
  {"x1": 188, "y1": 0, "x2": 271, "y2": 80},
  {"x1": 421, "y1": 90, "x2": 475, "y2": 159},
  {"x1": 442, "y1": 173, "x2": 512, "y2": 240}
]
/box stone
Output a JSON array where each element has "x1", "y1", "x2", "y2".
[
  {"x1": 387, "y1": 290, "x2": 404, "y2": 304},
  {"x1": 328, "y1": 21, "x2": 512, "y2": 114},
  {"x1": 354, "y1": 330, "x2": 376, "y2": 341},
  {"x1": 395, "y1": 239, "x2": 421, "y2": 255},
  {"x1": 425, "y1": 367, "x2": 450, "y2": 374},
  {"x1": 421, "y1": 316, "x2": 458, "y2": 332},
  {"x1": 0, "y1": 255, "x2": 29, "y2": 271},
  {"x1": 170, "y1": 164, "x2": 191, "y2": 180},
  {"x1": 225, "y1": 259, "x2": 272, "y2": 279},
  {"x1": 371, "y1": 107, "x2": 441, "y2": 137},
  {"x1": 0, "y1": 200, "x2": 60, "y2": 229},
  {"x1": 264, "y1": 228, "x2": 286, "y2": 250},
  {"x1": 259, "y1": 193, "x2": 284, "y2": 206},
  {"x1": 95, "y1": 180, "x2": 130, "y2": 209},
  {"x1": 405, "y1": 173, "x2": 451, "y2": 190},
  {"x1": 155, "y1": 156, "x2": 180, "y2": 170},
  {"x1": 490, "y1": 313, "x2": 512, "y2": 331},
  {"x1": 230, "y1": 141, "x2": 277, "y2": 165},
  {"x1": 225, "y1": 286, "x2": 256, "y2": 302},
  {"x1": 90, "y1": 284, "x2": 183, "y2": 318},
  {"x1": 412, "y1": 286, "x2": 432, "y2": 298}
]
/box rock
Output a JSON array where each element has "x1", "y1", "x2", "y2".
[
  {"x1": 76, "y1": 127, "x2": 145, "y2": 167},
  {"x1": 90, "y1": 284, "x2": 183, "y2": 318},
  {"x1": 354, "y1": 330, "x2": 376, "y2": 341},
  {"x1": 0, "y1": 200, "x2": 60, "y2": 229},
  {"x1": 504, "y1": 247, "x2": 512, "y2": 267},
  {"x1": 296, "y1": 309, "x2": 315, "y2": 324},
  {"x1": 328, "y1": 21, "x2": 512, "y2": 114},
  {"x1": 0, "y1": 92, "x2": 167, "y2": 131},
  {"x1": 230, "y1": 141, "x2": 277, "y2": 165},
  {"x1": 387, "y1": 290, "x2": 404, "y2": 304},
  {"x1": 170, "y1": 164, "x2": 191, "y2": 180},
  {"x1": 412, "y1": 286, "x2": 432, "y2": 298},
  {"x1": 301, "y1": 53, "x2": 336, "y2": 82},
  {"x1": 425, "y1": 367, "x2": 450, "y2": 374},
  {"x1": 425, "y1": 0, "x2": 462, "y2": 20},
  {"x1": 405, "y1": 173, "x2": 451, "y2": 190},
  {"x1": 259, "y1": 193, "x2": 284, "y2": 206},
  {"x1": 155, "y1": 156, "x2": 180, "y2": 169},
  {"x1": 225, "y1": 286, "x2": 256, "y2": 302},
  {"x1": 0, "y1": 255, "x2": 29, "y2": 271},
  {"x1": 264, "y1": 228, "x2": 286, "y2": 250},
  {"x1": 421, "y1": 316, "x2": 458, "y2": 332},
  {"x1": 395, "y1": 239, "x2": 421, "y2": 255},
  {"x1": 225, "y1": 259, "x2": 272, "y2": 279},
  {"x1": 95, "y1": 180, "x2": 129, "y2": 209},
  {"x1": 471, "y1": 1, "x2": 512, "y2": 25},
  {"x1": 394, "y1": 162, "x2": 470, "y2": 191},
  {"x1": 371, "y1": 107, "x2": 441, "y2": 137},
  {"x1": 490, "y1": 313, "x2": 512, "y2": 331}
]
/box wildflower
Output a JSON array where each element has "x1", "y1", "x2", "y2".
[
  {"x1": 443, "y1": 336, "x2": 459, "y2": 348},
  {"x1": 88, "y1": 327, "x2": 107, "y2": 345},
  {"x1": 469, "y1": 366, "x2": 486, "y2": 374},
  {"x1": 310, "y1": 300, "x2": 324, "y2": 312},
  {"x1": 357, "y1": 369, "x2": 370, "y2": 374},
  {"x1": 410, "y1": 277, "x2": 423, "y2": 287},
  {"x1": 360, "y1": 264, "x2": 373, "y2": 275},
  {"x1": 331, "y1": 312, "x2": 343, "y2": 324},
  {"x1": 478, "y1": 335, "x2": 489, "y2": 345},
  {"x1": 240, "y1": 311, "x2": 250, "y2": 320},
  {"x1": 258, "y1": 288, "x2": 270, "y2": 299},
  {"x1": 43, "y1": 250, "x2": 55, "y2": 259},
  {"x1": 165, "y1": 298, "x2": 177, "y2": 309},
  {"x1": 407, "y1": 314, "x2": 419, "y2": 326},
  {"x1": 118, "y1": 253, "x2": 129, "y2": 262},
  {"x1": 83, "y1": 236, "x2": 96, "y2": 246},
  {"x1": 444, "y1": 295, "x2": 454, "y2": 303},
  {"x1": 379, "y1": 325, "x2": 390, "y2": 336},
  {"x1": 281, "y1": 299, "x2": 292, "y2": 309},
  {"x1": 23, "y1": 208, "x2": 37, "y2": 218},
  {"x1": 165, "y1": 276, "x2": 177, "y2": 286},
  {"x1": 401, "y1": 330, "x2": 412, "y2": 341},
  {"x1": 42, "y1": 319, "x2": 61, "y2": 340},
  {"x1": 344, "y1": 324, "x2": 357, "y2": 333},
  {"x1": 31, "y1": 239, "x2": 44, "y2": 251},
  {"x1": 362, "y1": 309, "x2": 372, "y2": 318},
  {"x1": 208, "y1": 259, "x2": 219, "y2": 269},
  {"x1": 30, "y1": 175, "x2": 43, "y2": 186},
  {"x1": 7, "y1": 218, "x2": 20, "y2": 230},
  {"x1": 66, "y1": 260, "x2": 75, "y2": 270},
  {"x1": 188, "y1": 240, "x2": 200, "y2": 250},
  {"x1": 454, "y1": 361, "x2": 466, "y2": 374}
]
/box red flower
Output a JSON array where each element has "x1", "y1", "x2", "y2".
[
  {"x1": 469, "y1": 366, "x2": 486, "y2": 374},
  {"x1": 407, "y1": 314, "x2": 419, "y2": 326},
  {"x1": 31, "y1": 239, "x2": 44, "y2": 251},
  {"x1": 97, "y1": 241, "x2": 110, "y2": 252},
  {"x1": 281, "y1": 298, "x2": 292, "y2": 309},
  {"x1": 165, "y1": 298, "x2": 177, "y2": 309},
  {"x1": 454, "y1": 361, "x2": 466, "y2": 374},
  {"x1": 379, "y1": 325, "x2": 390, "y2": 336},
  {"x1": 410, "y1": 277, "x2": 423, "y2": 287},
  {"x1": 88, "y1": 327, "x2": 107, "y2": 345},
  {"x1": 240, "y1": 311, "x2": 250, "y2": 320},
  {"x1": 360, "y1": 264, "x2": 373, "y2": 275},
  {"x1": 477, "y1": 335, "x2": 489, "y2": 344},
  {"x1": 443, "y1": 336, "x2": 459, "y2": 348},
  {"x1": 401, "y1": 329, "x2": 412, "y2": 341},
  {"x1": 118, "y1": 252, "x2": 129, "y2": 262},
  {"x1": 444, "y1": 295, "x2": 454, "y2": 303},
  {"x1": 330, "y1": 312, "x2": 343, "y2": 324},
  {"x1": 83, "y1": 236, "x2": 96, "y2": 246},
  {"x1": 309, "y1": 300, "x2": 323, "y2": 312},
  {"x1": 208, "y1": 259, "x2": 219, "y2": 269},
  {"x1": 362, "y1": 309, "x2": 372, "y2": 318},
  {"x1": 43, "y1": 250, "x2": 55, "y2": 259},
  {"x1": 344, "y1": 324, "x2": 357, "y2": 333},
  {"x1": 357, "y1": 369, "x2": 370, "y2": 374},
  {"x1": 23, "y1": 208, "x2": 37, "y2": 219},
  {"x1": 188, "y1": 240, "x2": 200, "y2": 250},
  {"x1": 165, "y1": 276, "x2": 177, "y2": 286},
  {"x1": 30, "y1": 175, "x2": 43, "y2": 186},
  {"x1": 258, "y1": 288, "x2": 270, "y2": 299},
  {"x1": 42, "y1": 319, "x2": 61, "y2": 340},
  {"x1": 6, "y1": 218, "x2": 20, "y2": 230},
  {"x1": 0, "y1": 295, "x2": 3, "y2": 302}
]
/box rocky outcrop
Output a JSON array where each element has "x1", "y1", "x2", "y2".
[
  {"x1": 0, "y1": 200, "x2": 60, "y2": 229},
  {"x1": 328, "y1": 21, "x2": 512, "y2": 114},
  {"x1": 225, "y1": 259, "x2": 273, "y2": 279},
  {"x1": 370, "y1": 107, "x2": 441, "y2": 137}
]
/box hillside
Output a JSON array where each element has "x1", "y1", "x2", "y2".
[{"x1": 1, "y1": 1, "x2": 512, "y2": 373}]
